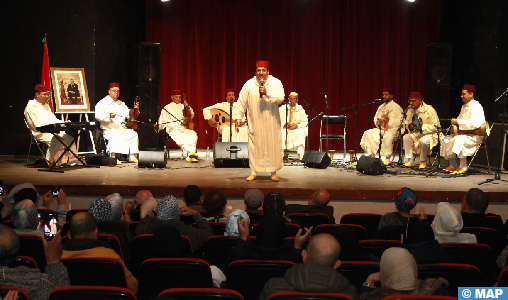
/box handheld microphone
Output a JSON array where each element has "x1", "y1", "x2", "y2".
[
  {"x1": 259, "y1": 80, "x2": 265, "y2": 98},
  {"x1": 403, "y1": 105, "x2": 411, "y2": 114},
  {"x1": 375, "y1": 99, "x2": 383, "y2": 102}
]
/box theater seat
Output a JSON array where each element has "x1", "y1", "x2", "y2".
[
  {"x1": 440, "y1": 243, "x2": 495, "y2": 284},
  {"x1": 267, "y1": 292, "x2": 353, "y2": 300},
  {"x1": 340, "y1": 213, "x2": 382, "y2": 238},
  {"x1": 48, "y1": 286, "x2": 136, "y2": 300},
  {"x1": 313, "y1": 224, "x2": 367, "y2": 241},
  {"x1": 18, "y1": 234, "x2": 46, "y2": 271},
  {"x1": 286, "y1": 213, "x2": 331, "y2": 228},
  {"x1": 337, "y1": 261, "x2": 380, "y2": 292},
  {"x1": 381, "y1": 295, "x2": 458, "y2": 300},
  {"x1": 358, "y1": 240, "x2": 402, "y2": 258},
  {"x1": 251, "y1": 223, "x2": 301, "y2": 238},
  {"x1": 417, "y1": 263, "x2": 482, "y2": 297},
  {"x1": 138, "y1": 258, "x2": 213, "y2": 300},
  {"x1": 497, "y1": 267, "x2": 508, "y2": 287},
  {"x1": 158, "y1": 288, "x2": 244, "y2": 300},
  {"x1": 225, "y1": 260, "x2": 296, "y2": 300},
  {"x1": 61, "y1": 257, "x2": 128, "y2": 288}
]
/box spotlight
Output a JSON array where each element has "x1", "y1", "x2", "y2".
[
  {"x1": 161, "y1": 0, "x2": 170, "y2": 2},
  {"x1": 407, "y1": 0, "x2": 416, "y2": 2}
]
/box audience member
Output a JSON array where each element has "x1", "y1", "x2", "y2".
[
  {"x1": 360, "y1": 247, "x2": 449, "y2": 300},
  {"x1": 259, "y1": 233, "x2": 358, "y2": 300},
  {"x1": 263, "y1": 191, "x2": 292, "y2": 223},
  {"x1": 203, "y1": 190, "x2": 228, "y2": 222},
  {"x1": 226, "y1": 214, "x2": 310, "y2": 271},
  {"x1": 284, "y1": 189, "x2": 335, "y2": 223},
  {"x1": 244, "y1": 189, "x2": 264, "y2": 211},
  {"x1": 461, "y1": 188, "x2": 507, "y2": 249},
  {"x1": 225, "y1": 209, "x2": 250, "y2": 237},
  {"x1": 135, "y1": 195, "x2": 213, "y2": 250},
  {"x1": 107, "y1": 193, "x2": 124, "y2": 221},
  {"x1": 183, "y1": 185, "x2": 204, "y2": 210},
  {"x1": 378, "y1": 187, "x2": 419, "y2": 230},
  {"x1": 61, "y1": 212, "x2": 138, "y2": 293},
  {"x1": 431, "y1": 202, "x2": 476, "y2": 243},
  {"x1": 0, "y1": 224, "x2": 69, "y2": 300},
  {"x1": 134, "y1": 190, "x2": 153, "y2": 210},
  {"x1": 11, "y1": 200, "x2": 42, "y2": 237},
  {"x1": 152, "y1": 224, "x2": 226, "y2": 288},
  {"x1": 402, "y1": 219, "x2": 452, "y2": 264}
]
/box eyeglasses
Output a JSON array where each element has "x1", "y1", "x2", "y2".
[{"x1": 110, "y1": 89, "x2": 120, "y2": 93}]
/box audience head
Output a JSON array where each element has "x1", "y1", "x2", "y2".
[
  {"x1": 152, "y1": 224, "x2": 189, "y2": 258},
  {"x1": 225, "y1": 209, "x2": 250, "y2": 237},
  {"x1": 140, "y1": 197, "x2": 158, "y2": 219},
  {"x1": 405, "y1": 219, "x2": 435, "y2": 244},
  {"x1": 183, "y1": 185, "x2": 202, "y2": 206},
  {"x1": 380, "y1": 247, "x2": 417, "y2": 290},
  {"x1": 134, "y1": 190, "x2": 153, "y2": 206},
  {"x1": 308, "y1": 189, "x2": 331, "y2": 206},
  {"x1": 88, "y1": 198, "x2": 112, "y2": 222},
  {"x1": 157, "y1": 195, "x2": 180, "y2": 220},
  {"x1": 69, "y1": 212, "x2": 98, "y2": 239},
  {"x1": 13, "y1": 187, "x2": 39, "y2": 205},
  {"x1": 303, "y1": 233, "x2": 341, "y2": 269},
  {"x1": 0, "y1": 224, "x2": 20, "y2": 266},
  {"x1": 244, "y1": 189, "x2": 264, "y2": 210},
  {"x1": 263, "y1": 191, "x2": 286, "y2": 215},
  {"x1": 432, "y1": 202, "x2": 463, "y2": 236},
  {"x1": 256, "y1": 214, "x2": 286, "y2": 248},
  {"x1": 12, "y1": 200, "x2": 39, "y2": 229},
  {"x1": 203, "y1": 190, "x2": 227, "y2": 218},
  {"x1": 463, "y1": 188, "x2": 489, "y2": 213},
  {"x1": 394, "y1": 187, "x2": 417, "y2": 212},
  {"x1": 107, "y1": 193, "x2": 123, "y2": 220}
]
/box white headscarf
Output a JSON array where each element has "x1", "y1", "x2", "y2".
[
  {"x1": 225, "y1": 209, "x2": 250, "y2": 236},
  {"x1": 380, "y1": 247, "x2": 418, "y2": 291},
  {"x1": 431, "y1": 202, "x2": 463, "y2": 236}
]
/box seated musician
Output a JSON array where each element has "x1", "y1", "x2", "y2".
[
  {"x1": 203, "y1": 88, "x2": 248, "y2": 142},
  {"x1": 360, "y1": 88, "x2": 403, "y2": 165},
  {"x1": 279, "y1": 92, "x2": 308, "y2": 159},
  {"x1": 95, "y1": 82, "x2": 139, "y2": 164},
  {"x1": 441, "y1": 84, "x2": 489, "y2": 174},
  {"x1": 402, "y1": 92, "x2": 440, "y2": 169},
  {"x1": 24, "y1": 84, "x2": 78, "y2": 167},
  {"x1": 159, "y1": 90, "x2": 199, "y2": 162}
]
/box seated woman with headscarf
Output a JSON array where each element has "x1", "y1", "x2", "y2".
[
  {"x1": 224, "y1": 209, "x2": 250, "y2": 237},
  {"x1": 360, "y1": 247, "x2": 450, "y2": 300},
  {"x1": 431, "y1": 202, "x2": 476, "y2": 243},
  {"x1": 152, "y1": 224, "x2": 226, "y2": 288},
  {"x1": 225, "y1": 214, "x2": 311, "y2": 270},
  {"x1": 378, "y1": 188, "x2": 420, "y2": 230}
]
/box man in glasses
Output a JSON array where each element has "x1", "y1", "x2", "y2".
[
  {"x1": 24, "y1": 84, "x2": 78, "y2": 167},
  {"x1": 95, "y1": 82, "x2": 139, "y2": 164}
]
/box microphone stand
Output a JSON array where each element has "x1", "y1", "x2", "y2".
[
  {"x1": 341, "y1": 99, "x2": 383, "y2": 162},
  {"x1": 391, "y1": 106, "x2": 410, "y2": 165},
  {"x1": 377, "y1": 123, "x2": 383, "y2": 159},
  {"x1": 301, "y1": 98, "x2": 324, "y2": 150},
  {"x1": 324, "y1": 95, "x2": 329, "y2": 152},
  {"x1": 229, "y1": 99, "x2": 233, "y2": 142},
  {"x1": 479, "y1": 88, "x2": 508, "y2": 185}
]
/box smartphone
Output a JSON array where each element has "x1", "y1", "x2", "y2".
[
  {"x1": 43, "y1": 211, "x2": 59, "y2": 241},
  {"x1": 51, "y1": 189, "x2": 59, "y2": 196},
  {"x1": 0, "y1": 180, "x2": 4, "y2": 196}
]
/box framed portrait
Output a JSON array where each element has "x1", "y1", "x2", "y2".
[{"x1": 50, "y1": 67, "x2": 90, "y2": 112}]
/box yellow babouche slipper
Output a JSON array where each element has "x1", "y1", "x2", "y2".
[
  {"x1": 403, "y1": 162, "x2": 413, "y2": 167},
  {"x1": 246, "y1": 175, "x2": 256, "y2": 181},
  {"x1": 117, "y1": 159, "x2": 122, "y2": 165},
  {"x1": 419, "y1": 162, "x2": 427, "y2": 169},
  {"x1": 271, "y1": 175, "x2": 280, "y2": 182},
  {"x1": 383, "y1": 160, "x2": 390, "y2": 166}
]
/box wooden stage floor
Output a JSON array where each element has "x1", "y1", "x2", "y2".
[{"x1": 2, "y1": 156, "x2": 508, "y2": 203}]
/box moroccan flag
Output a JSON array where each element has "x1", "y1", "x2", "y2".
[{"x1": 41, "y1": 34, "x2": 54, "y2": 112}]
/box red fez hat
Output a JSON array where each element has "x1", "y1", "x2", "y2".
[
  {"x1": 409, "y1": 92, "x2": 422, "y2": 99},
  {"x1": 109, "y1": 82, "x2": 120, "y2": 89},
  {"x1": 172, "y1": 90, "x2": 182, "y2": 96},
  {"x1": 225, "y1": 88, "x2": 234, "y2": 94},
  {"x1": 256, "y1": 60, "x2": 269, "y2": 69},
  {"x1": 35, "y1": 84, "x2": 48, "y2": 92},
  {"x1": 463, "y1": 84, "x2": 476, "y2": 91},
  {"x1": 383, "y1": 87, "x2": 394, "y2": 94}
]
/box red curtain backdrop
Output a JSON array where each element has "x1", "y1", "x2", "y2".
[{"x1": 146, "y1": 0, "x2": 441, "y2": 151}]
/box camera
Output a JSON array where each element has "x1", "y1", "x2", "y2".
[{"x1": 51, "y1": 189, "x2": 59, "y2": 196}]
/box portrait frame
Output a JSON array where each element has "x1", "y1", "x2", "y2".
[{"x1": 50, "y1": 67, "x2": 90, "y2": 112}]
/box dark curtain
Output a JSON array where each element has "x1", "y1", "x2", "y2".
[{"x1": 146, "y1": 0, "x2": 441, "y2": 151}]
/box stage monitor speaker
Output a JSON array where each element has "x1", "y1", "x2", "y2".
[
  {"x1": 427, "y1": 43, "x2": 452, "y2": 87},
  {"x1": 356, "y1": 156, "x2": 386, "y2": 175},
  {"x1": 473, "y1": 123, "x2": 508, "y2": 170},
  {"x1": 213, "y1": 142, "x2": 249, "y2": 168},
  {"x1": 302, "y1": 151, "x2": 331, "y2": 169},
  {"x1": 129, "y1": 84, "x2": 162, "y2": 151},
  {"x1": 85, "y1": 154, "x2": 116, "y2": 166},
  {"x1": 138, "y1": 150, "x2": 166, "y2": 168},
  {"x1": 129, "y1": 43, "x2": 160, "y2": 85}
]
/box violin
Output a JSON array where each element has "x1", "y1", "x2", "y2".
[
  {"x1": 182, "y1": 93, "x2": 194, "y2": 130},
  {"x1": 126, "y1": 96, "x2": 140, "y2": 129}
]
